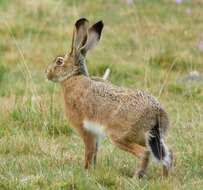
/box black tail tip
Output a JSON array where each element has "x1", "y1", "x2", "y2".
[
  {"x1": 148, "y1": 123, "x2": 165, "y2": 161},
  {"x1": 148, "y1": 135, "x2": 165, "y2": 160}
]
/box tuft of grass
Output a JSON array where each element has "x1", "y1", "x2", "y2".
[
  {"x1": 10, "y1": 97, "x2": 73, "y2": 136},
  {"x1": 0, "y1": 64, "x2": 8, "y2": 83},
  {"x1": 149, "y1": 49, "x2": 191, "y2": 72},
  {"x1": 168, "y1": 82, "x2": 203, "y2": 100}
]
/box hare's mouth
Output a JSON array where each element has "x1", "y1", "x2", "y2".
[{"x1": 47, "y1": 69, "x2": 79, "y2": 83}]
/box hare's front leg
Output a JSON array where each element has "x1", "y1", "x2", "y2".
[
  {"x1": 83, "y1": 131, "x2": 98, "y2": 169},
  {"x1": 72, "y1": 121, "x2": 98, "y2": 169}
]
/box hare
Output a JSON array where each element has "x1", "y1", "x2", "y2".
[{"x1": 46, "y1": 18, "x2": 172, "y2": 178}]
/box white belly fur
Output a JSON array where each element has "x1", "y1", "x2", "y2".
[{"x1": 83, "y1": 120, "x2": 106, "y2": 138}]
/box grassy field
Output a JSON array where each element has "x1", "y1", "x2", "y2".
[{"x1": 0, "y1": 0, "x2": 203, "y2": 189}]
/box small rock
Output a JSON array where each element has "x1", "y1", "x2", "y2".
[
  {"x1": 198, "y1": 41, "x2": 203, "y2": 52},
  {"x1": 186, "y1": 8, "x2": 192, "y2": 15},
  {"x1": 122, "y1": 0, "x2": 134, "y2": 5},
  {"x1": 175, "y1": 0, "x2": 183, "y2": 4},
  {"x1": 183, "y1": 70, "x2": 203, "y2": 81}
]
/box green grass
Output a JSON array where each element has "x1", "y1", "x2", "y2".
[{"x1": 0, "y1": 0, "x2": 203, "y2": 189}]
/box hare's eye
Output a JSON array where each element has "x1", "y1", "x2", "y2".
[{"x1": 56, "y1": 57, "x2": 64, "y2": 66}]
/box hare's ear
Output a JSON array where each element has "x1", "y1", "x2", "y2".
[
  {"x1": 81, "y1": 20, "x2": 104, "y2": 56},
  {"x1": 69, "y1": 18, "x2": 89, "y2": 56}
]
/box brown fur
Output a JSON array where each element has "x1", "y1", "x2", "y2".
[
  {"x1": 45, "y1": 18, "x2": 172, "y2": 178},
  {"x1": 62, "y1": 75, "x2": 168, "y2": 144}
]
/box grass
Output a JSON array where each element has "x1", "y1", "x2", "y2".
[{"x1": 0, "y1": 0, "x2": 203, "y2": 189}]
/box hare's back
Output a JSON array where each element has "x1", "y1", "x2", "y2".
[{"x1": 90, "y1": 80, "x2": 160, "y2": 109}]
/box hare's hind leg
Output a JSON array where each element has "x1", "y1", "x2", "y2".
[
  {"x1": 162, "y1": 148, "x2": 173, "y2": 177},
  {"x1": 136, "y1": 150, "x2": 150, "y2": 178},
  {"x1": 111, "y1": 138, "x2": 149, "y2": 178}
]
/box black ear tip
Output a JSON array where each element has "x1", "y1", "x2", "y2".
[
  {"x1": 93, "y1": 20, "x2": 104, "y2": 35},
  {"x1": 75, "y1": 18, "x2": 89, "y2": 29},
  {"x1": 97, "y1": 20, "x2": 104, "y2": 28}
]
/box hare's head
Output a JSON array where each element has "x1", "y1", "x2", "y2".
[{"x1": 46, "y1": 18, "x2": 104, "y2": 82}]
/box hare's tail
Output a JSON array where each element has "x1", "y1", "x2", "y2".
[{"x1": 146, "y1": 118, "x2": 172, "y2": 168}]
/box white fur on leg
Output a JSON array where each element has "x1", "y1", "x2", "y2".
[{"x1": 83, "y1": 120, "x2": 106, "y2": 139}]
